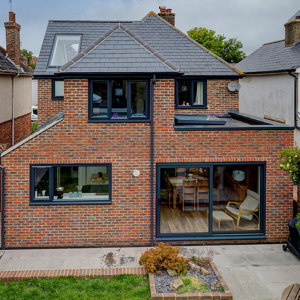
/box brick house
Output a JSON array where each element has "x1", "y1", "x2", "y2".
[
  {"x1": 0, "y1": 12, "x2": 33, "y2": 151},
  {"x1": 0, "y1": 7, "x2": 295, "y2": 249}
]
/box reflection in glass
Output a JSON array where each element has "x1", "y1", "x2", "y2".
[
  {"x1": 34, "y1": 168, "x2": 50, "y2": 198},
  {"x1": 53, "y1": 166, "x2": 109, "y2": 201},
  {"x1": 131, "y1": 81, "x2": 146, "y2": 117},
  {"x1": 112, "y1": 80, "x2": 127, "y2": 119},
  {"x1": 92, "y1": 81, "x2": 108, "y2": 117},
  {"x1": 178, "y1": 80, "x2": 191, "y2": 106},
  {"x1": 159, "y1": 167, "x2": 210, "y2": 234}
]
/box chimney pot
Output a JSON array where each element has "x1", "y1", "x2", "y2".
[
  {"x1": 159, "y1": 6, "x2": 166, "y2": 13},
  {"x1": 9, "y1": 11, "x2": 15, "y2": 23},
  {"x1": 166, "y1": 8, "x2": 172, "y2": 13}
]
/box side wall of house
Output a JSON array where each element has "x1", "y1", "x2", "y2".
[
  {"x1": 1, "y1": 78, "x2": 293, "y2": 248},
  {"x1": 0, "y1": 75, "x2": 32, "y2": 148}
]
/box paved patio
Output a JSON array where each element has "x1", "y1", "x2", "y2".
[{"x1": 0, "y1": 243, "x2": 299, "y2": 300}]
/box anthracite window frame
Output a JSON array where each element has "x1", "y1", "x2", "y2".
[
  {"x1": 175, "y1": 79, "x2": 207, "y2": 109},
  {"x1": 88, "y1": 79, "x2": 150, "y2": 122},
  {"x1": 30, "y1": 163, "x2": 112, "y2": 205},
  {"x1": 48, "y1": 34, "x2": 82, "y2": 68},
  {"x1": 52, "y1": 79, "x2": 64, "y2": 100},
  {"x1": 156, "y1": 162, "x2": 266, "y2": 241}
]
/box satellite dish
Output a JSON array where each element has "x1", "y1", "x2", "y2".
[{"x1": 228, "y1": 81, "x2": 241, "y2": 92}]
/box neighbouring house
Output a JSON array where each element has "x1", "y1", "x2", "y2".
[
  {"x1": 0, "y1": 11, "x2": 33, "y2": 151},
  {"x1": 236, "y1": 10, "x2": 300, "y2": 145},
  {"x1": 0, "y1": 7, "x2": 294, "y2": 249}
]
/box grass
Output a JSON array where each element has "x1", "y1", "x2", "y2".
[
  {"x1": 177, "y1": 276, "x2": 210, "y2": 294},
  {"x1": 0, "y1": 275, "x2": 150, "y2": 300}
]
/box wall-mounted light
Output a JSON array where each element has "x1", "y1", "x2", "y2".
[{"x1": 133, "y1": 170, "x2": 140, "y2": 178}]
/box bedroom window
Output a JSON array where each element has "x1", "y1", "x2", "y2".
[
  {"x1": 30, "y1": 164, "x2": 111, "y2": 205},
  {"x1": 89, "y1": 79, "x2": 149, "y2": 122},
  {"x1": 175, "y1": 79, "x2": 207, "y2": 108}
]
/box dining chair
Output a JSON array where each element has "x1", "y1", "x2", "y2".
[
  {"x1": 164, "y1": 171, "x2": 172, "y2": 207},
  {"x1": 213, "y1": 172, "x2": 221, "y2": 205},
  {"x1": 181, "y1": 179, "x2": 197, "y2": 211},
  {"x1": 197, "y1": 178, "x2": 209, "y2": 208}
]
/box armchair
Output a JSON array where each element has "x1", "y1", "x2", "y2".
[{"x1": 225, "y1": 189, "x2": 259, "y2": 229}]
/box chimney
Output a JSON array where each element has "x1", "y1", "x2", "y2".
[
  {"x1": 4, "y1": 11, "x2": 21, "y2": 64},
  {"x1": 158, "y1": 6, "x2": 175, "y2": 26},
  {"x1": 284, "y1": 12, "x2": 300, "y2": 47}
]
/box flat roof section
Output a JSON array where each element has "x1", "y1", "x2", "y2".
[{"x1": 174, "y1": 112, "x2": 294, "y2": 131}]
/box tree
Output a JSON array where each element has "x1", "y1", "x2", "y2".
[
  {"x1": 187, "y1": 27, "x2": 246, "y2": 63},
  {"x1": 20, "y1": 49, "x2": 37, "y2": 70}
]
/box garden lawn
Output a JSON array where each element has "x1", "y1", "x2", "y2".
[{"x1": 0, "y1": 274, "x2": 150, "y2": 300}]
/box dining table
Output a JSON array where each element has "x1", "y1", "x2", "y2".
[{"x1": 168, "y1": 175, "x2": 209, "y2": 209}]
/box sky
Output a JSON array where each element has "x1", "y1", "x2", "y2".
[{"x1": 0, "y1": 0, "x2": 298, "y2": 57}]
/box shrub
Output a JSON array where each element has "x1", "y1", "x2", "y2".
[
  {"x1": 139, "y1": 242, "x2": 187, "y2": 275},
  {"x1": 279, "y1": 147, "x2": 300, "y2": 185}
]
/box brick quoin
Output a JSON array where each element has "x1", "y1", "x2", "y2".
[
  {"x1": 0, "y1": 113, "x2": 31, "y2": 148},
  {"x1": 1, "y1": 78, "x2": 294, "y2": 248}
]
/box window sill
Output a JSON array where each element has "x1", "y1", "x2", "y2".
[
  {"x1": 30, "y1": 200, "x2": 112, "y2": 205},
  {"x1": 88, "y1": 119, "x2": 150, "y2": 123},
  {"x1": 175, "y1": 106, "x2": 208, "y2": 109},
  {"x1": 52, "y1": 97, "x2": 64, "y2": 101},
  {"x1": 156, "y1": 234, "x2": 266, "y2": 241}
]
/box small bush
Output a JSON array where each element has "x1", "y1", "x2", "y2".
[
  {"x1": 139, "y1": 242, "x2": 187, "y2": 275},
  {"x1": 31, "y1": 121, "x2": 38, "y2": 133}
]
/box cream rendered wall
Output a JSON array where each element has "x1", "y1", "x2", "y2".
[
  {"x1": 0, "y1": 75, "x2": 32, "y2": 124},
  {"x1": 0, "y1": 75, "x2": 13, "y2": 123}
]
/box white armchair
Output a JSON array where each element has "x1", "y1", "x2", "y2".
[{"x1": 225, "y1": 189, "x2": 259, "y2": 229}]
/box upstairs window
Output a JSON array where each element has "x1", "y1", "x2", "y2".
[
  {"x1": 90, "y1": 79, "x2": 149, "y2": 122},
  {"x1": 50, "y1": 35, "x2": 81, "y2": 67},
  {"x1": 52, "y1": 79, "x2": 64, "y2": 100},
  {"x1": 175, "y1": 79, "x2": 207, "y2": 108}
]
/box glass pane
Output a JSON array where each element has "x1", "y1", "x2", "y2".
[
  {"x1": 178, "y1": 80, "x2": 191, "y2": 106},
  {"x1": 53, "y1": 166, "x2": 110, "y2": 201},
  {"x1": 34, "y1": 168, "x2": 50, "y2": 199},
  {"x1": 159, "y1": 167, "x2": 209, "y2": 234},
  {"x1": 111, "y1": 80, "x2": 127, "y2": 119},
  {"x1": 92, "y1": 81, "x2": 108, "y2": 117},
  {"x1": 193, "y1": 81, "x2": 203, "y2": 105},
  {"x1": 54, "y1": 81, "x2": 64, "y2": 97},
  {"x1": 131, "y1": 81, "x2": 146, "y2": 117},
  {"x1": 50, "y1": 35, "x2": 81, "y2": 66},
  {"x1": 212, "y1": 165, "x2": 260, "y2": 232}
]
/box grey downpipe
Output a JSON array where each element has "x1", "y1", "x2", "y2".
[
  {"x1": 0, "y1": 162, "x2": 4, "y2": 250},
  {"x1": 289, "y1": 72, "x2": 300, "y2": 130},
  {"x1": 151, "y1": 74, "x2": 156, "y2": 247}
]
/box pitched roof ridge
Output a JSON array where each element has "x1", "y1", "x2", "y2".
[
  {"x1": 141, "y1": 11, "x2": 243, "y2": 75},
  {"x1": 119, "y1": 23, "x2": 179, "y2": 72},
  {"x1": 59, "y1": 23, "x2": 121, "y2": 72},
  {"x1": 263, "y1": 39, "x2": 285, "y2": 46},
  {"x1": 19, "y1": 60, "x2": 34, "y2": 73}
]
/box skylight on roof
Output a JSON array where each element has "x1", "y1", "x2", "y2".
[{"x1": 50, "y1": 35, "x2": 81, "y2": 67}]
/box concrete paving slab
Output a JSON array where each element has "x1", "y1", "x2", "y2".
[
  {"x1": 66, "y1": 248, "x2": 86, "y2": 258},
  {"x1": 4, "y1": 258, "x2": 28, "y2": 271},
  {"x1": 0, "y1": 259, "x2": 9, "y2": 270},
  {"x1": 226, "y1": 253, "x2": 249, "y2": 267},
  {"x1": 279, "y1": 250, "x2": 300, "y2": 265},
  {"x1": 245, "y1": 253, "x2": 268, "y2": 267},
  {"x1": 212, "y1": 254, "x2": 232, "y2": 267},
  {"x1": 83, "y1": 248, "x2": 103, "y2": 259},
  {"x1": 225, "y1": 282, "x2": 250, "y2": 300},
  {"x1": 61, "y1": 258, "x2": 82, "y2": 269},
  {"x1": 235, "y1": 244, "x2": 260, "y2": 254},
  {"x1": 261, "y1": 253, "x2": 289, "y2": 266},
  {"x1": 242, "y1": 283, "x2": 276, "y2": 300},
  {"x1": 254, "y1": 266, "x2": 299, "y2": 284},
  {"x1": 81, "y1": 258, "x2": 101, "y2": 269},
  {"x1": 2, "y1": 250, "x2": 21, "y2": 260},
  {"x1": 265, "y1": 283, "x2": 288, "y2": 300},
  {"x1": 49, "y1": 248, "x2": 69, "y2": 259},
  {"x1": 24, "y1": 259, "x2": 46, "y2": 270},
  {"x1": 43, "y1": 258, "x2": 65, "y2": 270},
  {"x1": 221, "y1": 245, "x2": 243, "y2": 255},
  {"x1": 231, "y1": 267, "x2": 263, "y2": 284}
]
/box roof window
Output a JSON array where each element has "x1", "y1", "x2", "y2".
[{"x1": 50, "y1": 35, "x2": 81, "y2": 67}]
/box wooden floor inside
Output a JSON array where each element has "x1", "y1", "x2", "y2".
[{"x1": 159, "y1": 204, "x2": 259, "y2": 234}]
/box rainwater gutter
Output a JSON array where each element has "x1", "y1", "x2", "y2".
[{"x1": 150, "y1": 74, "x2": 156, "y2": 247}]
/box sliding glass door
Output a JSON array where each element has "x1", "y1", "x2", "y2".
[{"x1": 156, "y1": 162, "x2": 265, "y2": 240}]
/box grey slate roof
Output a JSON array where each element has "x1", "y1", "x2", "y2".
[
  {"x1": 235, "y1": 40, "x2": 300, "y2": 74},
  {"x1": 34, "y1": 12, "x2": 240, "y2": 77},
  {"x1": 0, "y1": 50, "x2": 19, "y2": 72}
]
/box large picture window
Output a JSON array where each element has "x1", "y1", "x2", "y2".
[
  {"x1": 89, "y1": 79, "x2": 149, "y2": 122},
  {"x1": 175, "y1": 79, "x2": 207, "y2": 108},
  {"x1": 156, "y1": 162, "x2": 265, "y2": 240},
  {"x1": 30, "y1": 164, "x2": 111, "y2": 205}
]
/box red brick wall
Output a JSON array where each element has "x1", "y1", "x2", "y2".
[
  {"x1": 175, "y1": 79, "x2": 239, "y2": 114},
  {"x1": 0, "y1": 78, "x2": 293, "y2": 248},
  {"x1": 38, "y1": 79, "x2": 64, "y2": 124},
  {"x1": 0, "y1": 113, "x2": 31, "y2": 149}
]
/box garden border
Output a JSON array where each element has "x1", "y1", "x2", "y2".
[{"x1": 149, "y1": 262, "x2": 232, "y2": 300}]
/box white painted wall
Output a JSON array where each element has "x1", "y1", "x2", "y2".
[
  {"x1": 32, "y1": 79, "x2": 38, "y2": 106},
  {"x1": 239, "y1": 74, "x2": 294, "y2": 125}
]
